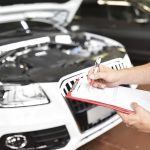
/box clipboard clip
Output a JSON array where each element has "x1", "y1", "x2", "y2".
[
  {"x1": 71, "y1": 79, "x2": 81, "y2": 92},
  {"x1": 71, "y1": 79, "x2": 79, "y2": 92}
]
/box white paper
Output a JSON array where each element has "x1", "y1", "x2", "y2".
[{"x1": 72, "y1": 78, "x2": 150, "y2": 112}]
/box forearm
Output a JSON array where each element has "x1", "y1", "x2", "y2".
[{"x1": 118, "y1": 63, "x2": 150, "y2": 85}]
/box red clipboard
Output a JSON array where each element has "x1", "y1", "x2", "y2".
[
  {"x1": 66, "y1": 91, "x2": 133, "y2": 114},
  {"x1": 65, "y1": 79, "x2": 150, "y2": 114}
]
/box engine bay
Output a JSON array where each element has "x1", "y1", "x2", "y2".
[{"x1": 0, "y1": 32, "x2": 125, "y2": 84}]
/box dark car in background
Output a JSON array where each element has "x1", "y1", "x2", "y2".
[{"x1": 69, "y1": 0, "x2": 150, "y2": 65}]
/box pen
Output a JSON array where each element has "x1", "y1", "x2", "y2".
[
  {"x1": 91, "y1": 57, "x2": 101, "y2": 85},
  {"x1": 94, "y1": 56, "x2": 101, "y2": 73}
]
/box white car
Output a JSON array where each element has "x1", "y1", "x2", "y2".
[{"x1": 0, "y1": 0, "x2": 133, "y2": 150}]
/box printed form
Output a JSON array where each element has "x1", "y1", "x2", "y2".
[{"x1": 66, "y1": 77, "x2": 150, "y2": 113}]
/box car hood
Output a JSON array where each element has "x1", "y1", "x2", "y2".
[{"x1": 0, "y1": 0, "x2": 83, "y2": 26}]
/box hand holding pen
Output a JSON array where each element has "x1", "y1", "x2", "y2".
[
  {"x1": 89, "y1": 57, "x2": 101, "y2": 86},
  {"x1": 88, "y1": 57, "x2": 121, "y2": 88}
]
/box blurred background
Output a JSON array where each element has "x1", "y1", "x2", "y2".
[{"x1": 69, "y1": 0, "x2": 150, "y2": 65}]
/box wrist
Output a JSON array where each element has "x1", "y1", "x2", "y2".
[{"x1": 117, "y1": 69, "x2": 130, "y2": 85}]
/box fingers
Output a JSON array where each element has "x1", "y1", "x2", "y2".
[
  {"x1": 89, "y1": 72, "x2": 106, "y2": 80},
  {"x1": 88, "y1": 66, "x2": 95, "y2": 74},
  {"x1": 131, "y1": 102, "x2": 144, "y2": 113},
  {"x1": 89, "y1": 74, "x2": 99, "y2": 80},
  {"x1": 117, "y1": 112, "x2": 129, "y2": 122},
  {"x1": 131, "y1": 102, "x2": 139, "y2": 110},
  {"x1": 87, "y1": 64, "x2": 118, "y2": 88},
  {"x1": 92, "y1": 80, "x2": 106, "y2": 88},
  {"x1": 87, "y1": 67, "x2": 106, "y2": 88},
  {"x1": 117, "y1": 103, "x2": 143, "y2": 127},
  {"x1": 87, "y1": 67, "x2": 101, "y2": 86},
  {"x1": 87, "y1": 67, "x2": 94, "y2": 85},
  {"x1": 87, "y1": 64, "x2": 114, "y2": 82},
  {"x1": 117, "y1": 112, "x2": 135, "y2": 127},
  {"x1": 88, "y1": 65, "x2": 107, "y2": 80}
]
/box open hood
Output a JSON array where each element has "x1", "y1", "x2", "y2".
[{"x1": 0, "y1": 0, "x2": 83, "y2": 26}]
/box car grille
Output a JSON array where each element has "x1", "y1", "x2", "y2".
[
  {"x1": 64, "y1": 82, "x2": 116, "y2": 131},
  {"x1": 0, "y1": 125, "x2": 70, "y2": 150}
]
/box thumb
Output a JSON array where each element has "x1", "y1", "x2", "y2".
[
  {"x1": 89, "y1": 72, "x2": 106, "y2": 80},
  {"x1": 131, "y1": 102, "x2": 142, "y2": 113}
]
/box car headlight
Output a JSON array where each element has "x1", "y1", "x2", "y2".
[{"x1": 0, "y1": 84, "x2": 49, "y2": 107}]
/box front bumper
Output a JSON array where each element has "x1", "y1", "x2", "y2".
[{"x1": 0, "y1": 82, "x2": 122, "y2": 150}]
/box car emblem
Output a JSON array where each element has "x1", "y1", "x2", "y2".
[{"x1": 5, "y1": 135, "x2": 27, "y2": 149}]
